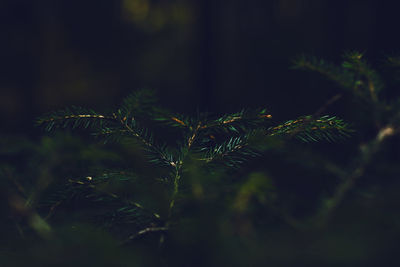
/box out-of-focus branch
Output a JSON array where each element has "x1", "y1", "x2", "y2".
[{"x1": 315, "y1": 124, "x2": 397, "y2": 227}]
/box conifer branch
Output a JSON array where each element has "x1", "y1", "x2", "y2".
[
  {"x1": 341, "y1": 51, "x2": 382, "y2": 102},
  {"x1": 200, "y1": 109, "x2": 272, "y2": 133},
  {"x1": 168, "y1": 166, "x2": 181, "y2": 219},
  {"x1": 168, "y1": 122, "x2": 202, "y2": 219},
  {"x1": 69, "y1": 176, "x2": 162, "y2": 219},
  {"x1": 294, "y1": 55, "x2": 356, "y2": 90},
  {"x1": 42, "y1": 175, "x2": 162, "y2": 227},
  {"x1": 113, "y1": 114, "x2": 175, "y2": 168},
  {"x1": 199, "y1": 135, "x2": 259, "y2": 168},
  {"x1": 36, "y1": 88, "x2": 352, "y2": 243},
  {"x1": 267, "y1": 115, "x2": 351, "y2": 142},
  {"x1": 36, "y1": 106, "x2": 116, "y2": 131},
  {"x1": 294, "y1": 52, "x2": 384, "y2": 103}
]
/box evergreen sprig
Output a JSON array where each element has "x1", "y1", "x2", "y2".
[
  {"x1": 294, "y1": 51, "x2": 384, "y2": 102},
  {"x1": 200, "y1": 134, "x2": 260, "y2": 168},
  {"x1": 36, "y1": 88, "x2": 351, "y2": 243},
  {"x1": 36, "y1": 106, "x2": 115, "y2": 132},
  {"x1": 41, "y1": 172, "x2": 162, "y2": 231},
  {"x1": 267, "y1": 115, "x2": 352, "y2": 142},
  {"x1": 200, "y1": 108, "x2": 272, "y2": 133}
]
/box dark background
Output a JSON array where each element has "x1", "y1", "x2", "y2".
[
  {"x1": 2, "y1": 0, "x2": 400, "y2": 134},
  {"x1": 1, "y1": 1, "x2": 400, "y2": 266}
]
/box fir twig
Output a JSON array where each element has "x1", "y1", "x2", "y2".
[
  {"x1": 36, "y1": 88, "x2": 352, "y2": 242},
  {"x1": 267, "y1": 115, "x2": 352, "y2": 142}
]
